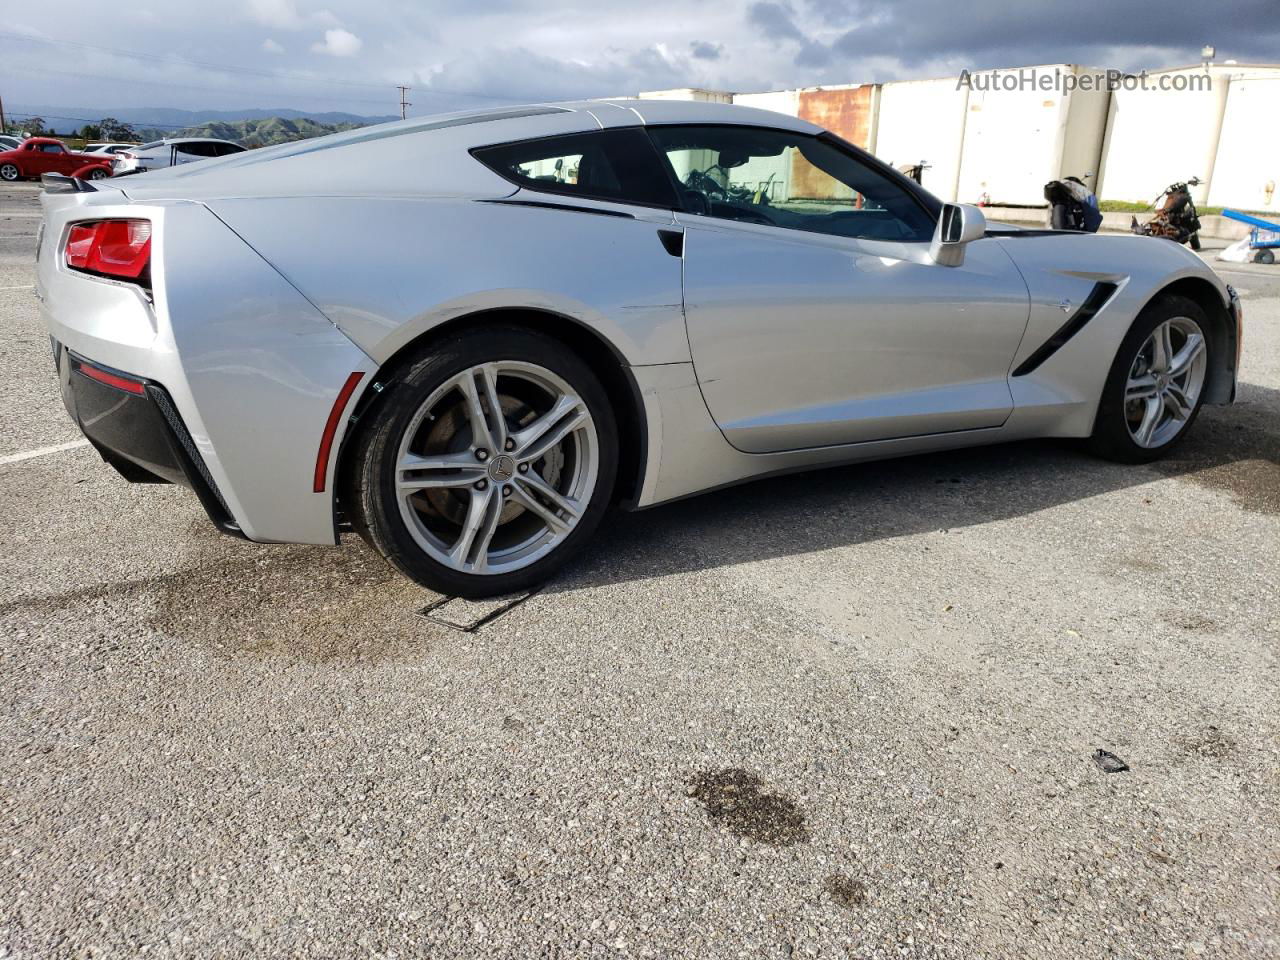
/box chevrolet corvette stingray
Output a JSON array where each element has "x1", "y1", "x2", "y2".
[{"x1": 36, "y1": 99, "x2": 1242, "y2": 596}]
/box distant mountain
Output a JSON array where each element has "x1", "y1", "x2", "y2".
[
  {"x1": 11, "y1": 104, "x2": 397, "y2": 133},
  {"x1": 162, "y1": 116, "x2": 369, "y2": 147}
]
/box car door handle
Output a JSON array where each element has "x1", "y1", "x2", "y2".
[{"x1": 657, "y1": 229, "x2": 683, "y2": 258}]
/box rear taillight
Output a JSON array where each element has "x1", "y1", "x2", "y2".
[{"x1": 65, "y1": 219, "x2": 151, "y2": 283}]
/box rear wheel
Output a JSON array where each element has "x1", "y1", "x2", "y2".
[
  {"x1": 344, "y1": 326, "x2": 618, "y2": 597},
  {"x1": 1189, "y1": 232, "x2": 1202, "y2": 251},
  {"x1": 1254, "y1": 248, "x2": 1275, "y2": 265},
  {"x1": 0, "y1": 164, "x2": 20, "y2": 182},
  {"x1": 86, "y1": 167, "x2": 110, "y2": 181},
  {"x1": 1088, "y1": 295, "x2": 1211, "y2": 463}
]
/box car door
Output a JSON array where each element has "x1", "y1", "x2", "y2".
[
  {"x1": 648, "y1": 125, "x2": 1031, "y2": 453},
  {"x1": 28, "y1": 143, "x2": 65, "y2": 176}
]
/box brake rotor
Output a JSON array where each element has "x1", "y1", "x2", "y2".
[{"x1": 411, "y1": 393, "x2": 565, "y2": 526}]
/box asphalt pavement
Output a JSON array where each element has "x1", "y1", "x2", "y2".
[{"x1": 1, "y1": 182, "x2": 1276, "y2": 959}]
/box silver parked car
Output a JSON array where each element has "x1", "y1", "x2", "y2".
[
  {"x1": 111, "y1": 137, "x2": 245, "y2": 174},
  {"x1": 37, "y1": 100, "x2": 1242, "y2": 596}
]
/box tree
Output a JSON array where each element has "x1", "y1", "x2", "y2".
[
  {"x1": 80, "y1": 124, "x2": 102, "y2": 141},
  {"x1": 98, "y1": 117, "x2": 136, "y2": 141},
  {"x1": 20, "y1": 116, "x2": 45, "y2": 137}
]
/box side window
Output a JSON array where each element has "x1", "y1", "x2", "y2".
[
  {"x1": 216, "y1": 143, "x2": 246, "y2": 156},
  {"x1": 39, "y1": 144, "x2": 65, "y2": 154},
  {"x1": 178, "y1": 142, "x2": 215, "y2": 158},
  {"x1": 646, "y1": 125, "x2": 936, "y2": 243},
  {"x1": 472, "y1": 129, "x2": 678, "y2": 209}
]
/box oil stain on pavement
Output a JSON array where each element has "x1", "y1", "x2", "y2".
[
  {"x1": 687, "y1": 768, "x2": 809, "y2": 846},
  {"x1": 823, "y1": 874, "x2": 868, "y2": 908}
]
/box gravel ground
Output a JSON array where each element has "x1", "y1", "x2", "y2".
[{"x1": 1, "y1": 181, "x2": 1277, "y2": 959}]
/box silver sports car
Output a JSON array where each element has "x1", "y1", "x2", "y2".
[{"x1": 37, "y1": 99, "x2": 1243, "y2": 596}]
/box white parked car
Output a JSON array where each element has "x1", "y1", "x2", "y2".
[
  {"x1": 84, "y1": 143, "x2": 136, "y2": 155},
  {"x1": 112, "y1": 138, "x2": 245, "y2": 174},
  {"x1": 0, "y1": 135, "x2": 21, "y2": 151}
]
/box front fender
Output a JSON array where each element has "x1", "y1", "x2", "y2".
[{"x1": 997, "y1": 233, "x2": 1233, "y2": 435}]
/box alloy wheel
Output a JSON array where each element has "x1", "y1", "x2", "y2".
[
  {"x1": 1124, "y1": 316, "x2": 1208, "y2": 448},
  {"x1": 393, "y1": 361, "x2": 598, "y2": 575},
  {"x1": 0, "y1": 164, "x2": 19, "y2": 182}
]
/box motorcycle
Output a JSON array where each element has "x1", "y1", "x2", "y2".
[
  {"x1": 1131, "y1": 177, "x2": 1203, "y2": 250},
  {"x1": 897, "y1": 160, "x2": 930, "y2": 185},
  {"x1": 1044, "y1": 175, "x2": 1102, "y2": 232}
]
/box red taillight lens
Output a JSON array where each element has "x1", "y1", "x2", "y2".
[{"x1": 65, "y1": 219, "x2": 151, "y2": 281}]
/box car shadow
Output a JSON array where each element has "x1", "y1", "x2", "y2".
[{"x1": 550, "y1": 381, "x2": 1280, "y2": 592}]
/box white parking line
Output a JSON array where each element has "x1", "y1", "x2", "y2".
[
  {"x1": 0, "y1": 284, "x2": 34, "y2": 290},
  {"x1": 0, "y1": 439, "x2": 90, "y2": 465}
]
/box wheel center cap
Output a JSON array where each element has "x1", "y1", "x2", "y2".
[{"x1": 489, "y1": 454, "x2": 516, "y2": 483}]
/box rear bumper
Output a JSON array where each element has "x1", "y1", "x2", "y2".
[{"x1": 55, "y1": 341, "x2": 245, "y2": 537}]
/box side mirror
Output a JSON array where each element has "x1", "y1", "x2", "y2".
[{"x1": 931, "y1": 202, "x2": 987, "y2": 266}]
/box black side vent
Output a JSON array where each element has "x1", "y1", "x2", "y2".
[
  {"x1": 147, "y1": 385, "x2": 242, "y2": 535},
  {"x1": 1012, "y1": 282, "x2": 1119, "y2": 377}
]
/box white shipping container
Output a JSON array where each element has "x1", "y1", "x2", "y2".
[
  {"x1": 874, "y1": 77, "x2": 969, "y2": 201},
  {"x1": 1096, "y1": 66, "x2": 1225, "y2": 205},
  {"x1": 731, "y1": 90, "x2": 801, "y2": 119},
  {"x1": 1206, "y1": 74, "x2": 1280, "y2": 211},
  {"x1": 956, "y1": 64, "x2": 1109, "y2": 207}
]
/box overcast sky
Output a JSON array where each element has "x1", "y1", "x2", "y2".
[{"x1": 5, "y1": 0, "x2": 1279, "y2": 122}]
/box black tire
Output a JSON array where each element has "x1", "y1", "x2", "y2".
[
  {"x1": 1254, "y1": 248, "x2": 1275, "y2": 265},
  {"x1": 1088, "y1": 294, "x2": 1211, "y2": 464},
  {"x1": 342, "y1": 325, "x2": 618, "y2": 598},
  {"x1": 0, "y1": 163, "x2": 21, "y2": 182},
  {"x1": 87, "y1": 168, "x2": 110, "y2": 180},
  {"x1": 1189, "y1": 232, "x2": 1202, "y2": 251}
]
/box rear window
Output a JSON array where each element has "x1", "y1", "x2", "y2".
[{"x1": 472, "y1": 129, "x2": 679, "y2": 209}]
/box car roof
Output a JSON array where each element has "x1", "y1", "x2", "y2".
[{"x1": 112, "y1": 99, "x2": 824, "y2": 202}]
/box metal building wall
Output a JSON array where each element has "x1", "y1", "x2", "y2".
[{"x1": 875, "y1": 77, "x2": 970, "y2": 201}]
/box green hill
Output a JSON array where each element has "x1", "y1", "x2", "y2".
[{"x1": 153, "y1": 116, "x2": 370, "y2": 147}]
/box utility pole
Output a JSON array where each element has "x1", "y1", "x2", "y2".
[
  {"x1": 0, "y1": 92, "x2": 6, "y2": 136},
  {"x1": 396, "y1": 85, "x2": 411, "y2": 120}
]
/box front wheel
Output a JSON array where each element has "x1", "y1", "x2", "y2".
[
  {"x1": 0, "y1": 163, "x2": 21, "y2": 182},
  {"x1": 1088, "y1": 295, "x2": 1211, "y2": 463},
  {"x1": 343, "y1": 326, "x2": 618, "y2": 597}
]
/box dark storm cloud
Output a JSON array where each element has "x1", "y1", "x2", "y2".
[
  {"x1": 689, "y1": 40, "x2": 724, "y2": 61},
  {"x1": 748, "y1": 2, "x2": 808, "y2": 43},
  {"x1": 797, "y1": 0, "x2": 1280, "y2": 71}
]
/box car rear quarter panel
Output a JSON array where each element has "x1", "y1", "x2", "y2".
[
  {"x1": 206, "y1": 196, "x2": 691, "y2": 367},
  {"x1": 38, "y1": 192, "x2": 375, "y2": 544}
]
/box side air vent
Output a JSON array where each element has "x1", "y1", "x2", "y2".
[{"x1": 1012, "y1": 282, "x2": 1119, "y2": 377}]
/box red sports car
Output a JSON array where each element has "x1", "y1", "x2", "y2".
[{"x1": 0, "y1": 137, "x2": 106, "y2": 182}]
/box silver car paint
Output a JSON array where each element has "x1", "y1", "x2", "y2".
[
  {"x1": 205, "y1": 195, "x2": 689, "y2": 367},
  {"x1": 37, "y1": 99, "x2": 1237, "y2": 548},
  {"x1": 37, "y1": 191, "x2": 375, "y2": 544},
  {"x1": 676, "y1": 217, "x2": 1032, "y2": 452}
]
